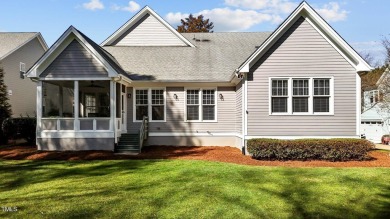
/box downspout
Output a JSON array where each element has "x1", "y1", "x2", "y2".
[{"x1": 242, "y1": 73, "x2": 247, "y2": 155}]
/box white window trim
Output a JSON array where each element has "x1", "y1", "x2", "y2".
[
  {"x1": 184, "y1": 88, "x2": 218, "y2": 122},
  {"x1": 269, "y1": 77, "x2": 334, "y2": 116},
  {"x1": 133, "y1": 87, "x2": 166, "y2": 123},
  {"x1": 20, "y1": 62, "x2": 26, "y2": 73}
]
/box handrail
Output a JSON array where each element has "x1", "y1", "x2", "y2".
[{"x1": 139, "y1": 116, "x2": 149, "y2": 152}]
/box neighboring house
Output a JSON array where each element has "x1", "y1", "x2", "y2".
[
  {"x1": 0, "y1": 33, "x2": 48, "y2": 117},
  {"x1": 26, "y1": 2, "x2": 371, "y2": 152},
  {"x1": 361, "y1": 68, "x2": 390, "y2": 143}
]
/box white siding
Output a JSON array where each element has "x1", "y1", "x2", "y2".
[
  {"x1": 114, "y1": 14, "x2": 187, "y2": 47},
  {"x1": 247, "y1": 17, "x2": 357, "y2": 136}
]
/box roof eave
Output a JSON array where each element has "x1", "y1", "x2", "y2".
[
  {"x1": 237, "y1": 1, "x2": 372, "y2": 74},
  {"x1": 26, "y1": 26, "x2": 122, "y2": 78}
]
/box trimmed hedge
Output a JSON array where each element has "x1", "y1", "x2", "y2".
[
  {"x1": 2, "y1": 117, "x2": 36, "y2": 145},
  {"x1": 247, "y1": 138, "x2": 375, "y2": 161}
]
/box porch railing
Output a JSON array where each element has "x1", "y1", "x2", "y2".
[
  {"x1": 41, "y1": 118, "x2": 111, "y2": 131},
  {"x1": 139, "y1": 116, "x2": 149, "y2": 152}
]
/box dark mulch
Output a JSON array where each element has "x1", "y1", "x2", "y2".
[{"x1": 1, "y1": 145, "x2": 390, "y2": 167}]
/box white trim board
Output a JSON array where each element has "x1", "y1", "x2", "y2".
[
  {"x1": 149, "y1": 132, "x2": 242, "y2": 138},
  {"x1": 38, "y1": 131, "x2": 114, "y2": 138}
]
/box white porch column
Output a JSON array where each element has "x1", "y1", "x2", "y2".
[
  {"x1": 59, "y1": 84, "x2": 63, "y2": 117},
  {"x1": 110, "y1": 80, "x2": 116, "y2": 133},
  {"x1": 36, "y1": 81, "x2": 42, "y2": 132},
  {"x1": 74, "y1": 81, "x2": 79, "y2": 131}
]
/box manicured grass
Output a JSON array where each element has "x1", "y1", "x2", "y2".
[{"x1": 1, "y1": 160, "x2": 390, "y2": 218}]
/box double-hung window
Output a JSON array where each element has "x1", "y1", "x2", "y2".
[
  {"x1": 270, "y1": 77, "x2": 333, "y2": 115},
  {"x1": 271, "y1": 80, "x2": 288, "y2": 113},
  {"x1": 186, "y1": 89, "x2": 216, "y2": 121},
  {"x1": 134, "y1": 88, "x2": 165, "y2": 122},
  {"x1": 292, "y1": 79, "x2": 309, "y2": 113},
  {"x1": 313, "y1": 79, "x2": 330, "y2": 113}
]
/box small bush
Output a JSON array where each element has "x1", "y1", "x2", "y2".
[
  {"x1": 247, "y1": 138, "x2": 375, "y2": 161},
  {"x1": 2, "y1": 117, "x2": 36, "y2": 145}
]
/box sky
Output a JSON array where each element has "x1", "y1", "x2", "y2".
[{"x1": 0, "y1": 0, "x2": 388, "y2": 65}]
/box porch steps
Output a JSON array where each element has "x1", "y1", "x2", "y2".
[{"x1": 116, "y1": 134, "x2": 140, "y2": 154}]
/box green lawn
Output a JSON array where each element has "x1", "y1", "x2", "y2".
[{"x1": 1, "y1": 159, "x2": 390, "y2": 219}]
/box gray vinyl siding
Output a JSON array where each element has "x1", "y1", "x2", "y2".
[
  {"x1": 235, "y1": 81, "x2": 242, "y2": 134},
  {"x1": 113, "y1": 14, "x2": 187, "y2": 47},
  {"x1": 41, "y1": 40, "x2": 108, "y2": 78},
  {"x1": 37, "y1": 138, "x2": 114, "y2": 151},
  {"x1": 247, "y1": 17, "x2": 357, "y2": 136},
  {"x1": 2, "y1": 38, "x2": 46, "y2": 117},
  {"x1": 127, "y1": 86, "x2": 236, "y2": 134}
]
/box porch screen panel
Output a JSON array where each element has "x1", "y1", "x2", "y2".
[
  {"x1": 42, "y1": 81, "x2": 74, "y2": 118},
  {"x1": 78, "y1": 81, "x2": 110, "y2": 117},
  {"x1": 135, "y1": 89, "x2": 148, "y2": 120}
]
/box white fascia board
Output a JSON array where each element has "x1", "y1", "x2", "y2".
[
  {"x1": 27, "y1": 26, "x2": 119, "y2": 78},
  {"x1": 100, "y1": 6, "x2": 195, "y2": 48},
  {"x1": 36, "y1": 33, "x2": 49, "y2": 51},
  {"x1": 26, "y1": 27, "x2": 75, "y2": 78},
  {"x1": 238, "y1": 2, "x2": 372, "y2": 73}
]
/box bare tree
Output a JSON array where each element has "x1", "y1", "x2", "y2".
[
  {"x1": 360, "y1": 51, "x2": 375, "y2": 67},
  {"x1": 382, "y1": 36, "x2": 390, "y2": 64}
]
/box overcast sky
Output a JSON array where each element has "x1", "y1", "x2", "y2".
[{"x1": 0, "y1": 0, "x2": 387, "y2": 65}]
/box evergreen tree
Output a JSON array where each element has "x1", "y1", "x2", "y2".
[
  {"x1": 0, "y1": 66, "x2": 12, "y2": 144},
  {"x1": 177, "y1": 14, "x2": 214, "y2": 33}
]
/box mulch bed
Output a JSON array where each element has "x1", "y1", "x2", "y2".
[{"x1": 1, "y1": 145, "x2": 390, "y2": 167}]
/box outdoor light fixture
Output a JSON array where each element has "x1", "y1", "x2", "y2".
[
  {"x1": 174, "y1": 94, "x2": 178, "y2": 100},
  {"x1": 219, "y1": 93, "x2": 224, "y2": 100},
  {"x1": 127, "y1": 93, "x2": 131, "y2": 98}
]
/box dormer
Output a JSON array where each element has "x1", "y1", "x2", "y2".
[{"x1": 101, "y1": 6, "x2": 194, "y2": 47}]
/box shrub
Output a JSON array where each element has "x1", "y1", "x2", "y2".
[
  {"x1": 2, "y1": 117, "x2": 36, "y2": 145},
  {"x1": 247, "y1": 138, "x2": 375, "y2": 161}
]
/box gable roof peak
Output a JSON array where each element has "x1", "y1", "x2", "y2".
[
  {"x1": 237, "y1": 0, "x2": 372, "y2": 73},
  {"x1": 101, "y1": 5, "x2": 195, "y2": 47}
]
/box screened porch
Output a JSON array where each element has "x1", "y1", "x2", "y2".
[{"x1": 37, "y1": 80, "x2": 127, "y2": 140}]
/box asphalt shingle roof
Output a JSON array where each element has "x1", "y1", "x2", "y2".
[
  {"x1": 103, "y1": 32, "x2": 272, "y2": 81},
  {"x1": 0, "y1": 32, "x2": 38, "y2": 59}
]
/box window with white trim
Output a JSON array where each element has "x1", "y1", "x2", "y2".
[
  {"x1": 313, "y1": 79, "x2": 330, "y2": 113},
  {"x1": 135, "y1": 89, "x2": 148, "y2": 121},
  {"x1": 186, "y1": 89, "x2": 216, "y2": 121},
  {"x1": 271, "y1": 79, "x2": 288, "y2": 113},
  {"x1": 292, "y1": 79, "x2": 309, "y2": 113},
  {"x1": 19, "y1": 62, "x2": 26, "y2": 79},
  {"x1": 151, "y1": 89, "x2": 165, "y2": 121},
  {"x1": 270, "y1": 77, "x2": 333, "y2": 115},
  {"x1": 134, "y1": 88, "x2": 165, "y2": 122}
]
